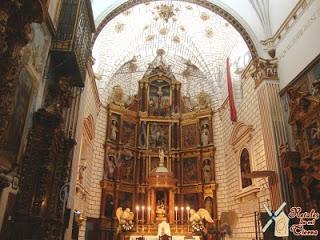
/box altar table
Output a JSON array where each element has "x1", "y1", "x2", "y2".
[{"x1": 129, "y1": 236, "x2": 200, "y2": 240}]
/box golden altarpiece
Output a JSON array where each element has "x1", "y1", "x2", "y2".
[{"x1": 99, "y1": 53, "x2": 216, "y2": 236}]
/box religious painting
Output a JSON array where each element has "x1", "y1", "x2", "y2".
[
  {"x1": 183, "y1": 157, "x2": 198, "y2": 183},
  {"x1": 139, "y1": 121, "x2": 147, "y2": 148},
  {"x1": 109, "y1": 114, "x2": 120, "y2": 142},
  {"x1": 104, "y1": 194, "x2": 114, "y2": 218},
  {"x1": 119, "y1": 154, "x2": 135, "y2": 183},
  {"x1": 122, "y1": 121, "x2": 136, "y2": 147},
  {"x1": 148, "y1": 123, "x2": 169, "y2": 149},
  {"x1": 119, "y1": 192, "x2": 133, "y2": 209},
  {"x1": 22, "y1": 23, "x2": 50, "y2": 78},
  {"x1": 148, "y1": 80, "x2": 171, "y2": 116},
  {"x1": 200, "y1": 118, "x2": 210, "y2": 146},
  {"x1": 202, "y1": 159, "x2": 212, "y2": 183},
  {"x1": 0, "y1": 68, "x2": 33, "y2": 167},
  {"x1": 184, "y1": 193, "x2": 198, "y2": 211},
  {"x1": 182, "y1": 124, "x2": 197, "y2": 148},
  {"x1": 305, "y1": 121, "x2": 320, "y2": 150},
  {"x1": 240, "y1": 148, "x2": 252, "y2": 188}
]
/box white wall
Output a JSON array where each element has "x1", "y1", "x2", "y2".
[{"x1": 277, "y1": 0, "x2": 320, "y2": 88}]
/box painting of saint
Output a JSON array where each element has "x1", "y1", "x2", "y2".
[
  {"x1": 184, "y1": 193, "x2": 198, "y2": 211},
  {"x1": 139, "y1": 121, "x2": 147, "y2": 147},
  {"x1": 0, "y1": 68, "x2": 33, "y2": 167},
  {"x1": 148, "y1": 123, "x2": 169, "y2": 149},
  {"x1": 148, "y1": 80, "x2": 171, "y2": 116},
  {"x1": 122, "y1": 121, "x2": 136, "y2": 147},
  {"x1": 182, "y1": 124, "x2": 197, "y2": 148},
  {"x1": 119, "y1": 192, "x2": 133, "y2": 209},
  {"x1": 120, "y1": 155, "x2": 134, "y2": 182},
  {"x1": 240, "y1": 148, "x2": 252, "y2": 188},
  {"x1": 183, "y1": 157, "x2": 198, "y2": 183}
]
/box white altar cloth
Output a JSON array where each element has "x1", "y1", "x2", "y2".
[{"x1": 129, "y1": 236, "x2": 200, "y2": 240}]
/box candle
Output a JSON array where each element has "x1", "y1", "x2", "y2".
[
  {"x1": 181, "y1": 207, "x2": 184, "y2": 223},
  {"x1": 186, "y1": 206, "x2": 190, "y2": 222},
  {"x1": 142, "y1": 206, "x2": 145, "y2": 224},
  {"x1": 174, "y1": 206, "x2": 178, "y2": 222},
  {"x1": 136, "y1": 205, "x2": 140, "y2": 224},
  {"x1": 186, "y1": 206, "x2": 190, "y2": 232},
  {"x1": 148, "y1": 206, "x2": 151, "y2": 224}
]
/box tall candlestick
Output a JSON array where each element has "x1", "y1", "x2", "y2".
[
  {"x1": 186, "y1": 206, "x2": 190, "y2": 232},
  {"x1": 181, "y1": 207, "x2": 184, "y2": 224},
  {"x1": 142, "y1": 206, "x2": 145, "y2": 224},
  {"x1": 175, "y1": 206, "x2": 178, "y2": 232},
  {"x1": 136, "y1": 205, "x2": 140, "y2": 232},
  {"x1": 148, "y1": 206, "x2": 151, "y2": 232}
]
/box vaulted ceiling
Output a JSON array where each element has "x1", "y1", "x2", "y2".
[{"x1": 91, "y1": 0, "x2": 298, "y2": 107}]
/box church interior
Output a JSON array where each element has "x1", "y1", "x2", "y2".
[{"x1": 0, "y1": 0, "x2": 320, "y2": 239}]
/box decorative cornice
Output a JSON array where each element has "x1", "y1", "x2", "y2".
[{"x1": 261, "y1": 0, "x2": 312, "y2": 48}]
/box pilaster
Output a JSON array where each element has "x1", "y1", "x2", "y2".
[{"x1": 242, "y1": 58, "x2": 288, "y2": 210}]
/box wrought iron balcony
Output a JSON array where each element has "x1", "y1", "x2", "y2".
[{"x1": 51, "y1": 0, "x2": 95, "y2": 87}]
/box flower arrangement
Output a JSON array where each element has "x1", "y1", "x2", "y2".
[
  {"x1": 190, "y1": 220, "x2": 205, "y2": 233},
  {"x1": 119, "y1": 220, "x2": 134, "y2": 232}
]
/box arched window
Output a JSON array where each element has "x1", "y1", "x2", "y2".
[{"x1": 240, "y1": 148, "x2": 252, "y2": 188}]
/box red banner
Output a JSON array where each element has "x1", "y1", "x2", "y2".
[{"x1": 226, "y1": 58, "x2": 237, "y2": 122}]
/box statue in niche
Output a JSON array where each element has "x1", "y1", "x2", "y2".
[
  {"x1": 156, "y1": 200, "x2": 166, "y2": 218},
  {"x1": 201, "y1": 123, "x2": 210, "y2": 146},
  {"x1": 106, "y1": 155, "x2": 116, "y2": 180},
  {"x1": 202, "y1": 159, "x2": 212, "y2": 183},
  {"x1": 110, "y1": 119, "x2": 119, "y2": 141}
]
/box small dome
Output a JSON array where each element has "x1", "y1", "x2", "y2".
[{"x1": 155, "y1": 166, "x2": 169, "y2": 173}]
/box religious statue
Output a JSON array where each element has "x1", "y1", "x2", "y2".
[
  {"x1": 201, "y1": 123, "x2": 209, "y2": 146},
  {"x1": 106, "y1": 155, "x2": 116, "y2": 180},
  {"x1": 202, "y1": 160, "x2": 212, "y2": 183},
  {"x1": 159, "y1": 148, "x2": 165, "y2": 166},
  {"x1": 156, "y1": 200, "x2": 167, "y2": 222},
  {"x1": 110, "y1": 119, "x2": 118, "y2": 141}
]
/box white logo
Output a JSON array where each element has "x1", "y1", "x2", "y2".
[{"x1": 263, "y1": 202, "x2": 288, "y2": 237}]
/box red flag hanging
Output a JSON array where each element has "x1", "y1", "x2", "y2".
[{"x1": 226, "y1": 58, "x2": 237, "y2": 122}]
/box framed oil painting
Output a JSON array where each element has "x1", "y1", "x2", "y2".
[
  {"x1": 182, "y1": 124, "x2": 197, "y2": 148},
  {"x1": 148, "y1": 122, "x2": 169, "y2": 149},
  {"x1": 0, "y1": 68, "x2": 34, "y2": 168},
  {"x1": 122, "y1": 121, "x2": 136, "y2": 147},
  {"x1": 183, "y1": 157, "x2": 198, "y2": 183},
  {"x1": 148, "y1": 80, "x2": 171, "y2": 116}
]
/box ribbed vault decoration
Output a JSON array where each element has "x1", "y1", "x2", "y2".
[{"x1": 92, "y1": 0, "x2": 254, "y2": 108}]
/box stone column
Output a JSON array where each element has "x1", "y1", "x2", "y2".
[
  {"x1": 168, "y1": 189, "x2": 175, "y2": 223},
  {"x1": 244, "y1": 58, "x2": 288, "y2": 210}
]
